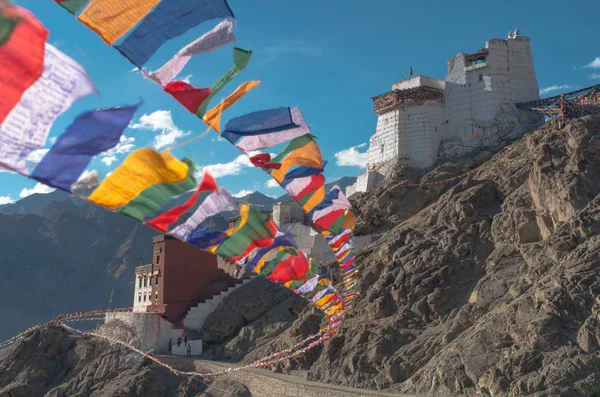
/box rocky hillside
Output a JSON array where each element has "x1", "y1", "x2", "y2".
[
  {"x1": 201, "y1": 116, "x2": 600, "y2": 396},
  {"x1": 0, "y1": 326, "x2": 251, "y2": 397}
]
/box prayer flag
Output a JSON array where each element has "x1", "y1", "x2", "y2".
[
  {"x1": 235, "y1": 107, "x2": 310, "y2": 153},
  {"x1": 221, "y1": 107, "x2": 296, "y2": 144},
  {"x1": 31, "y1": 101, "x2": 142, "y2": 193},
  {"x1": 270, "y1": 140, "x2": 323, "y2": 183},
  {"x1": 145, "y1": 171, "x2": 217, "y2": 232},
  {"x1": 55, "y1": 0, "x2": 90, "y2": 15},
  {"x1": 169, "y1": 189, "x2": 237, "y2": 239},
  {"x1": 0, "y1": 44, "x2": 96, "y2": 175},
  {"x1": 0, "y1": 3, "x2": 48, "y2": 124},
  {"x1": 117, "y1": 158, "x2": 197, "y2": 221},
  {"x1": 86, "y1": 148, "x2": 189, "y2": 210},
  {"x1": 203, "y1": 80, "x2": 260, "y2": 132},
  {"x1": 150, "y1": 19, "x2": 235, "y2": 86},
  {"x1": 196, "y1": 47, "x2": 252, "y2": 117},
  {"x1": 163, "y1": 81, "x2": 211, "y2": 114},
  {"x1": 78, "y1": 0, "x2": 162, "y2": 45},
  {"x1": 115, "y1": 0, "x2": 235, "y2": 68},
  {"x1": 215, "y1": 204, "x2": 278, "y2": 260}
]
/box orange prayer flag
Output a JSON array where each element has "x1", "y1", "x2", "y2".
[
  {"x1": 78, "y1": 0, "x2": 161, "y2": 45},
  {"x1": 203, "y1": 81, "x2": 261, "y2": 132}
]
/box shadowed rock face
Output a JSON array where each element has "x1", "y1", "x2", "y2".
[
  {"x1": 203, "y1": 116, "x2": 600, "y2": 396},
  {"x1": 0, "y1": 327, "x2": 204, "y2": 397},
  {"x1": 0, "y1": 327, "x2": 254, "y2": 397}
]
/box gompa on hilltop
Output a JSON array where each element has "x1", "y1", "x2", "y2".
[{"x1": 347, "y1": 29, "x2": 545, "y2": 197}]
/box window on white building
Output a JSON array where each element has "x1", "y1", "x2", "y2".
[
  {"x1": 138, "y1": 295, "x2": 141, "y2": 302},
  {"x1": 138, "y1": 278, "x2": 142, "y2": 288},
  {"x1": 143, "y1": 277, "x2": 147, "y2": 287},
  {"x1": 143, "y1": 294, "x2": 146, "y2": 302}
]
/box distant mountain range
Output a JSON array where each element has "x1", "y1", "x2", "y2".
[{"x1": 0, "y1": 176, "x2": 355, "y2": 341}]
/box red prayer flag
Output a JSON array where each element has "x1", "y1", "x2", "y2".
[
  {"x1": 145, "y1": 171, "x2": 218, "y2": 232},
  {"x1": 314, "y1": 209, "x2": 346, "y2": 231},
  {"x1": 292, "y1": 173, "x2": 325, "y2": 202},
  {"x1": 267, "y1": 251, "x2": 310, "y2": 283},
  {"x1": 0, "y1": 3, "x2": 48, "y2": 124},
  {"x1": 163, "y1": 81, "x2": 211, "y2": 114},
  {"x1": 249, "y1": 153, "x2": 281, "y2": 170}
]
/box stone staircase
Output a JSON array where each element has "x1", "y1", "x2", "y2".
[{"x1": 183, "y1": 274, "x2": 257, "y2": 331}]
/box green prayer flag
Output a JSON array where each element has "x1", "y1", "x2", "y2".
[
  {"x1": 117, "y1": 158, "x2": 197, "y2": 221},
  {"x1": 57, "y1": 0, "x2": 90, "y2": 15},
  {"x1": 269, "y1": 134, "x2": 316, "y2": 166},
  {"x1": 216, "y1": 205, "x2": 276, "y2": 259},
  {"x1": 196, "y1": 47, "x2": 252, "y2": 118}
]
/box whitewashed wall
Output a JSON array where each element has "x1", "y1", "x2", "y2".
[{"x1": 105, "y1": 312, "x2": 172, "y2": 353}]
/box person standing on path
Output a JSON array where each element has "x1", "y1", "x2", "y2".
[
  {"x1": 184, "y1": 335, "x2": 188, "y2": 344},
  {"x1": 177, "y1": 336, "x2": 182, "y2": 347},
  {"x1": 186, "y1": 343, "x2": 191, "y2": 358}
]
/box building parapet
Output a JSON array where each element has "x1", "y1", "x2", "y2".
[{"x1": 372, "y1": 86, "x2": 444, "y2": 114}]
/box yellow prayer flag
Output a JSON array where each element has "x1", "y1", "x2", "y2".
[
  {"x1": 342, "y1": 210, "x2": 356, "y2": 230},
  {"x1": 78, "y1": 0, "x2": 162, "y2": 45},
  {"x1": 271, "y1": 141, "x2": 323, "y2": 183},
  {"x1": 203, "y1": 81, "x2": 261, "y2": 132},
  {"x1": 86, "y1": 148, "x2": 189, "y2": 210}
]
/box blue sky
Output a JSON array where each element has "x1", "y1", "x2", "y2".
[{"x1": 1, "y1": 0, "x2": 599, "y2": 204}]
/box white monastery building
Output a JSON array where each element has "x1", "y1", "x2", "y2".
[{"x1": 347, "y1": 29, "x2": 545, "y2": 197}]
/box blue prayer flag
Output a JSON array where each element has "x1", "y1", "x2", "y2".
[
  {"x1": 31, "y1": 101, "x2": 142, "y2": 193},
  {"x1": 221, "y1": 107, "x2": 297, "y2": 144},
  {"x1": 115, "y1": 0, "x2": 235, "y2": 68},
  {"x1": 280, "y1": 162, "x2": 327, "y2": 188}
]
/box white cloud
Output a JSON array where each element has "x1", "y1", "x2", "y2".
[
  {"x1": 101, "y1": 156, "x2": 118, "y2": 166},
  {"x1": 584, "y1": 57, "x2": 600, "y2": 69},
  {"x1": 0, "y1": 195, "x2": 14, "y2": 205},
  {"x1": 211, "y1": 136, "x2": 224, "y2": 142},
  {"x1": 199, "y1": 154, "x2": 252, "y2": 179},
  {"x1": 130, "y1": 110, "x2": 190, "y2": 150},
  {"x1": 265, "y1": 179, "x2": 279, "y2": 188},
  {"x1": 26, "y1": 148, "x2": 49, "y2": 164},
  {"x1": 105, "y1": 135, "x2": 135, "y2": 155},
  {"x1": 539, "y1": 85, "x2": 574, "y2": 95},
  {"x1": 334, "y1": 143, "x2": 368, "y2": 168},
  {"x1": 19, "y1": 183, "x2": 55, "y2": 198},
  {"x1": 590, "y1": 73, "x2": 600, "y2": 80},
  {"x1": 180, "y1": 74, "x2": 193, "y2": 84},
  {"x1": 198, "y1": 151, "x2": 268, "y2": 179},
  {"x1": 233, "y1": 189, "x2": 254, "y2": 198}
]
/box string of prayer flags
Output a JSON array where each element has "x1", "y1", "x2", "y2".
[
  {"x1": 115, "y1": 0, "x2": 235, "y2": 68},
  {"x1": 0, "y1": 3, "x2": 48, "y2": 124},
  {"x1": 150, "y1": 19, "x2": 235, "y2": 86},
  {"x1": 31, "y1": 101, "x2": 143, "y2": 193},
  {"x1": 0, "y1": 43, "x2": 96, "y2": 175}
]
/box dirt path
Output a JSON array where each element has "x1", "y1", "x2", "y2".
[{"x1": 158, "y1": 355, "x2": 427, "y2": 397}]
